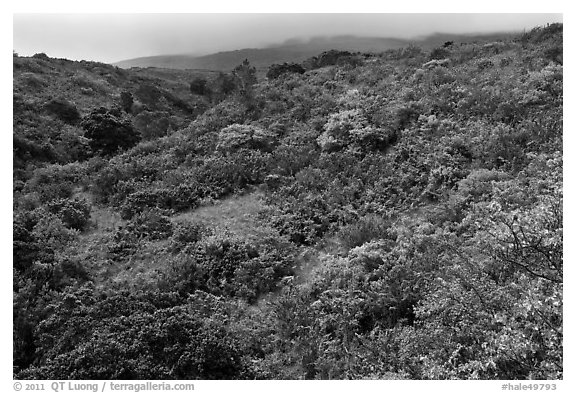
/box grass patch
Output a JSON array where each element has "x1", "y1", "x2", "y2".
[{"x1": 172, "y1": 190, "x2": 281, "y2": 244}]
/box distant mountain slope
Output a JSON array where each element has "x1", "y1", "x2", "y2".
[
  {"x1": 113, "y1": 36, "x2": 409, "y2": 70},
  {"x1": 114, "y1": 32, "x2": 516, "y2": 71}
]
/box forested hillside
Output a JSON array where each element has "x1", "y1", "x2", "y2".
[{"x1": 13, "y1": 24, "x2": 563, "y2": 380}]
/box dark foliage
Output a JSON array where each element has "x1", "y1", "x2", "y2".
[
  {"x1": 305, "y1": 50, "x2": 361, "y2": 69},
  {"x1": 43, "y1": 98, "x2": 81, "y2": 124},
  {"x1": 134, "y1": 84, "x2": 162, "y2": 107},
  {"x1": 429, "y1": 47, "x2": 451, "y2": 60},
  {"x1": 119, "y1": 91, "x2": 134, "y2": 113},
  {"x1": 190, "y1": 77, "x2": 211, "y2": 96},
  {"x1": 211, "y1": 72, "x2": 237, "y2": 102},
  {"x1": 267, "y1": 63, "x2": 306, "y2": 79},
  {"x1": 81, "y1": 107, "x2": 141, "y2": 155}
]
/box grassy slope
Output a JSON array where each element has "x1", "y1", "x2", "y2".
[{"x1": 172, "y1": 189, "x2": 277, "y2": 240}]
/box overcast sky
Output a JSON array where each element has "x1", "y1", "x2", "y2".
[{"x1": 13, "y1": 13, "x2": 562, "y2": 63}]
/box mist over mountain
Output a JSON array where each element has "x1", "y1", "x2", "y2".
[{"x1": 114, "y1": 31, "x2": 516, "y2": 70}]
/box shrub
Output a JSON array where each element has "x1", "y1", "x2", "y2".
[
  {"x1": 13, "y1": 221, "x2": 44, "y2": 271},
  {"x1": 53, "y1": 126, "x2": 92, "y2": 162},
  {"x1": 216, "y1": 124, "x2": 278, "y2": 153},
  {"x1": 119, "y1": 91, "x2": 134, "y2": 113},
  {"x1": 306, "y1": 50, "x2": 357, "y2": 69},
  {"x1": 210, "y1": 72, "x2": 237, "y2": 102},
  {"x1": 350, "y1": 126, "x2": 397, "y2": 152},
  {"x1": 70, "y1": 74, "x2": 109, "y2": 94},
  {"x1": 128, "y1": 209, "x2": 174, "y2": 240},
  {"x1": 169, "y1": 234, "x2": 293, "y2": 302},
  {"x1": 317, "y1": 109, "x2": 364, "y2": 152},
  {"x1": 271, "y1": 143, "x2": 318, "y2": 177},
  {"x1": 543, "y1": 46, "x2": 563, "y2": 64},
  {"x1": 336, "y1": 54, "x2": 364, "y2": 68},
  {"x1": 520, "y1": 23, "x2": 563, "y2": 45},
  {"x1": 318, "y1": 109, "x2": 393, "y2": 152},
  {"x1": 394, "y1": 104, "x2": 420, "y2": 130},
  {"x1": 190, "y1": 77, "x2": 210, "y2": 96},
  {"x1": 389, "y1": 45, "x2": 425, "y2": 60},
  {"x1": 43, "y1": 98, "x2": 81, "y2": 124},
  {"x1": 337, "y1": 215, "x2": 392, "y2": 250},
  {"x1": 267, "y1": 63, "x2": 306, "y2": 79},
  {"x1": 49, "y1": 258, "x2": 90, "y2": 289},
  {"x1": 13, "y1": 135, "x2": 59, "y2": 167},
  {"x1": 134, "y1": 84, "x2": 162, "y2": 107},
  {"x1": 477, "y1": 59, "x2": 494, "y2": 70},
  {"x1": 193, "y1": 100, "x2": 247, "y2": 135},
  {"x1": 18, "y1": 72, "x2": 47, "y2": 91},
  {"x1": 45, "y1": 198, "x2": 91, "y2": 231},
  {"x1": 270, "y1": 194, "x2": 333, "y2": 245},
  {"x1": 109, "y1": 209, "x2": 173, "y2": 261},
  {"x1": 24, "y1": 163, "x2": 85, "y2": 203},
  {"x1": 81, "y1": 107, "x2": 140, "y2": 155},
  {"x1": 20, "y1": 289, "x2": 251, "y2": 379},
  {"x1": 31, "y1": 213, "x2": 78, "y2": 251},
  {"x1": 195, "y1": 150, "x2": 271, "y2": 194},
  {"x1": 133, "y1": 111, "x2": 170, "y2": 140},
  {"x1": 119, "y1": 184, "x2": 202, "y2": 219},
  {"x1": 170, "y1": 221, "x2": 209, "y2": 252},
  {"x1": 429, "y1": 47, "x2": 450, "y2": 60}
]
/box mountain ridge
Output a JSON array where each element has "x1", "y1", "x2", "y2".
[{"x1": 114, "y1": 31, "x2": 517, "y2": 70}]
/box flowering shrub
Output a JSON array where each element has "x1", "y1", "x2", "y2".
[{"x1": 216, "y1": 124, "x2": 278, "y2": 153}]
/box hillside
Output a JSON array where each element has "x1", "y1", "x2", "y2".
[
  {"x1": 114, "y1": 32, "x2": 516, "y2": 71},
  {"x1": 13, "y1": 24, "x2": 563, "y2": 380},
  {"x1": 13, "y1": 55, "x2": 222, "y2": 183}
]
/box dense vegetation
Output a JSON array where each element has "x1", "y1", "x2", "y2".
[{"x1": 13, "y1": 24, "x2": 563, "y2": 380}]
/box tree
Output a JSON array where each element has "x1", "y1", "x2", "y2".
[
  {"x1": 80, "y1": 107, "x2": 140, "y2": 156},
  {"x1": 119, "y1": 91, "x2": 134, "y2": 113},
  {"x1": 211, "y1": 72, "x2": 237, "y2": 102},
  {"x1": 232, "y1": 59, "x2": 257, "y2": 99},
  {"x1": 190, "y1": 77, "x2": 210, "y2": 96}
]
